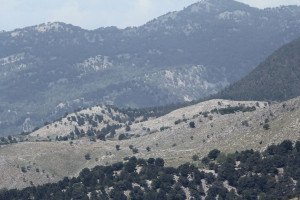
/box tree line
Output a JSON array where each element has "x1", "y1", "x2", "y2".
[{"x1": 1, "y1": 140, "x2": 300, "y2": 199}]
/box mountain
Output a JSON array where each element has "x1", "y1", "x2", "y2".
[
  {"x1": 2, "y1": 0, "x2": 300, "y2": 135},
  {"x1": 0, "y1": 96, "x2": 299, "y2": 189},
  {"x1": 213, "y1": 36, "x2": 300, "y2": 101}
]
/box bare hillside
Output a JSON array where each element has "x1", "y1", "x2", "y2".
[{"x1": 0, "y1": 97, "x2": 299, "y2": 189}]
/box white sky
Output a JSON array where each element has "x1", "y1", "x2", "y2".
[{"x1": 0, "y1": 0, "x2": 300, "y2": 31}]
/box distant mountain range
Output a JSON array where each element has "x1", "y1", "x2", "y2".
[
  {"x1": 214, "y1": 36, "x2": 300, "y2": 101},
  {"x1": 1, "y1": 0, "x2": 300, "y2": 135}
]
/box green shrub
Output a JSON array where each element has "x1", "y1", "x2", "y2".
[
  {"x1": 189, "y1": 121, "x2": 195, "y2": 128},
  {"x1": 263, "y1": 123, "x2": 270, "y2": 130},
  {"x1": 84, "y1": 153, "x2": 91, "y2": 160}
]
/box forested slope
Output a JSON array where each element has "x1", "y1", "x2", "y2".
[
  {"x1": 1, "y1": 140, "x2": 300, "y2": 200},
  {"x1": 214, "y1": 37, "x2": 300, "y2": 102}
]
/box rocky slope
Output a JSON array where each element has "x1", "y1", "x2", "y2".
[
  {"x1": 1, "y1": 0, "x2": 300, "y2": 135},
  {"x1": 0, "y1": 96, "x2": 299, "y2": 189}
]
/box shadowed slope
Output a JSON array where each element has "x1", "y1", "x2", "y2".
[{"x1": 214, "y1": 37, "x2": 300, "y2": 101}]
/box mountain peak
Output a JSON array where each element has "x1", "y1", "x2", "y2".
[
  {"x1": 33, "y1": 22, "x2": 66, "y2": 32},
  {"x1": 187, "y1": 0, "x2": 253, "y2": 13},
  {"x1": 8, "y1": 22, "x2": 81, "y2": 34}
]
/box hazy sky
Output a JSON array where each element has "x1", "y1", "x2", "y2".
[{"x1": 1, "y1": 0, "x2": 300, "y2": 31}]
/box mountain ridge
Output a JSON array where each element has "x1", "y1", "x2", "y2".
[{"x1": 1, "y1": 0, "x2": 300, "y2": 135}]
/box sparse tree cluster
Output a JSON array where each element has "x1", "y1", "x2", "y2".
[{"x1": 2, "y1": 140, "x2": 300, "y2": 199}]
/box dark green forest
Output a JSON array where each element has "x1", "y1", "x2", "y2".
[
  {"x1": 1, "y1": 140, "x2": 300, "y2": 200},
  {"x1": 212, "y1": 37, "x2": 300, "y2": 102}
]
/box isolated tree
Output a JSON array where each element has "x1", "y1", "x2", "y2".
[
  {"x1": 71, "y1": 183, "x2": 88, "y2": 200},
  {"x1": 155, "y1": 158, "x2": 164, "y2": 167},
  {"x1": 69, "y1": 131, "x2": 75, "y2": 139},
  {"x1": 97, "y1": 132, "x2": 106, "y2": 141},
  {"x1": 279, "y1": 140, "x2": 293, "y2": 153},
  {"x1": 109, "y1": 187, "x2": 127, "y2": 200},
  {"x1": 263, "y1": 123, "x2": 270, "y2": 130},
  {"x1": 125, "y1": 157, "x2": 137, "y2": 173},
  {"x1": 202, "y1": 157, "x2": 210, "y2": 165},
  {"x1": 130, "y1": 186, "x2": 144, "y2": 200},
  {"x1": 208, "y1": 149, "x2": 220, "y2": 160},
  {"x1": 192, "y1": 155, "x2": 199, "y2": 161},
  {"x1": 85, "y1": 153, "x2": 91, "y2": 160},
  {"x1": 118, "y1": 134, "x2": 126, "y2": 140},
  {"x1": 189, "y1": 121, "x2": 195, "y2": 128},
  {"x1": 74, "y1": 126, "x2": 80, "y2": 137},
  {"x1": 110, "y1": 129, "x2": 116, "y2": 137},
  {"x1": 296, "y1": 141, "x2": 300, "y2": 152},
  {"x1": 132, "y1": 148, "x2": 139, "y2": 154},
  {"x1": 147, "y1": 158, "x2": 155, "y2": 165},
  {"x1": 126, "y1": 125, "x2": 131, "y2": 132}
]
